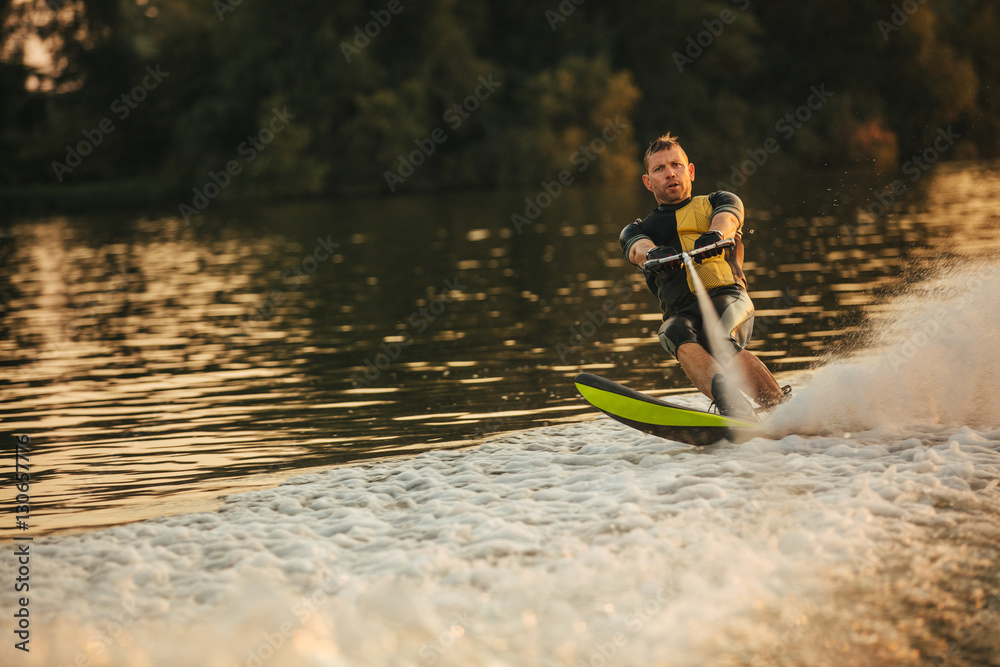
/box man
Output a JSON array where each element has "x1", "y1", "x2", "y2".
[{"x1": 620, "y1": 133, "x2": 786, "y2": 416}]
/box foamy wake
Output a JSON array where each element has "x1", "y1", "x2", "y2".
[
  {"x1": 8, "y1": 418, "x2": 1000, "y2": 667},
  {"x1": 4, "y1": 265, "x2": 1000, "y2": 667}
]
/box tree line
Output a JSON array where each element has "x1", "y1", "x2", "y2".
[{"x1": 0, "y1": 0, "x2": 996, "y2": 210}]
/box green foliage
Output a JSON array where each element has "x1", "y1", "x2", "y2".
[
  {"x1": 484, "y1": 55, "x2": 640, "y2": 186},
  {"x1": 1, "y1": 0, "x2": 998, "y2": 206}
]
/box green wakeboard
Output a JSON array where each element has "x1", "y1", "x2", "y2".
[{"x1": 574, "y1": 372, "x2": 759, "y2": 446}]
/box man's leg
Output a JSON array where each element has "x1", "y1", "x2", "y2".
[
  {"x1": 663, "y1": 311, "x2": 750, "y2": 403},
  {"x1": 676, "y1": 342, "x2": 722, "y2": 400},
  {"x1": 677, "y1": 343, "x2": 780, "y2": 405},
  {"x1": 662, "y1": 295, "x2": 784, "y2": 408},
  {"x1": 734, "y1": 349, "x2": 784, "y2": 408},
  {"x1": 712, "y1": 287, "x2": 785, "y2": 408}
]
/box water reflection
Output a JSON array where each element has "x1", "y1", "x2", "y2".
[{"x1": 2, "y1": 162, "x2": 999, "y2": 535}]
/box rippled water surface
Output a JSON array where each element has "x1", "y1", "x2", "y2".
[{"x1": 3, "y1": 161, "x2": 1000, "y2": 535}]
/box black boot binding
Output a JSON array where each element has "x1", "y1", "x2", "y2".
[{"x1": 709, "y1": 373, "x2": 757, "y2": 421}]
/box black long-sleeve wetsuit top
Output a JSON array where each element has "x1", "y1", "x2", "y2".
[{"x1": 620, "y1": 191, "x2": 748, "y2": 317}]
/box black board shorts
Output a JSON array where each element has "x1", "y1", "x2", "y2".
[{"x1": 657, "y1": 285, "x2": 755, "y2": 358}]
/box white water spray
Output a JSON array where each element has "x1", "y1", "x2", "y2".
[{"x1": 767, "y1": 261, "x2": 1000, "y2": 434}]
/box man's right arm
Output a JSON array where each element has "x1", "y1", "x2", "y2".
[
  {"x1": 619, "y1": 219, "x2": 656, "y2": 268},
  {"x1": 628, "y1": 239, "x2": 657, "y2": 267}
]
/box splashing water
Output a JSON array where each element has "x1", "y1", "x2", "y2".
[
  {"x1": 767, "y1": 261, "x2": 1000, "y2": 435},
  {"x1": 6, "y1": 242, "x2": 1000, "y2": 667}
]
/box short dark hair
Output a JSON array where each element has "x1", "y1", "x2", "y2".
[{"x1": 643, "y1": 133, "x2": 689, "y2": 173}]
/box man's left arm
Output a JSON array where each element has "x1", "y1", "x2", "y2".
[
  {"x1": 709, "y1": 211, "x2": 741, "y2": 239},
  {"x1": 695, "y1": 191, "x2": 745, "y2": 260}
]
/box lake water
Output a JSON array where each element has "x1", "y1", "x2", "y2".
[
  {"x1": 2, "y1": 161, "x2": 1000, "y2": 665},
  {"x1": 4, "y1": 161, "x2": 996, "y2": 535}
]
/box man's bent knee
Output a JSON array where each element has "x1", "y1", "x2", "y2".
[{"x1": 658, "y1": 317, "x2": 699, "y2": 358}]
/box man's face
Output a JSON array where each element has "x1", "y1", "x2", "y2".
[{"x1": 642, "y1": 146, "x2": 695, "y2": 206}]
